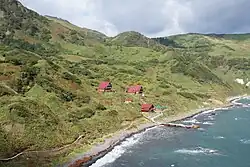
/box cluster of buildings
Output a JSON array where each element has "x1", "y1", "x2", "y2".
[{"x1": 97, "y1": 81, "x2": 155, "y2": 112}]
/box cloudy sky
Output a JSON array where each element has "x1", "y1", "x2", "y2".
[{"x1": 19, "y1": 0, "x2": 250, "y2": 37}]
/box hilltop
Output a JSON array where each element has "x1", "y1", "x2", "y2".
[
  {"x1": 1, "y1": 0, "x2": 250, "y2": 166},
  {"x1": 45, "y1": 15, "x2": 107, "y2": 43},
  {"x1": 109, "y1": 31, "x2": 167, "y2": 51}
]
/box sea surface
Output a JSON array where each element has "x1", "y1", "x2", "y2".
[{"x1": 88, "y1": 98, "x2": 250, "y2": 167}]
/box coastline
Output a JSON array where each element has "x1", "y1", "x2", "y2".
[{"x1": 66, "y1": 94, "x2": 248, "y2": 167}]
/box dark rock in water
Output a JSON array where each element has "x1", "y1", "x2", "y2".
[{"x1": 211, "y1": 113, "x2": 216, "y2": 115}]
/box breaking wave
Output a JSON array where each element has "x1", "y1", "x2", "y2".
[
  {"x1": 202, "y1": 109, "x2": 215, "y2": 114},
  {"x1": 89, "y1": 135, "x2": 141, "y2": 167},
  {"x1": 240, "y1": 139, "x2": 250, "y2": 144},
  {"x1": 234, "y1": 117, "x2": 248, "y2": 121},
  {"x1": 174, "y1": 147, "x2": 221, "y2": 156},
  {"x1": 182, "y1": 119, "x2": 201, "y2": 124},
  {"x1": 203, "y1": 122, "x2": 214, "y2": 125},
  {"x1": 89, "y1": 126, "x2": 157, "y2": 167},
  {"x1": 207, "y1": 115, "x2": 215, "y2": 121},
  {"x1": 213, "y1": 136, "x2": 225, "y2": 139},
  {"x1": 85, "y1": 97, "x2": 247, "y2": 167}
]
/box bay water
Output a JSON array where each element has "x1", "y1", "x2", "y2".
[{"x1": 88, "y1": 98, "x2": 250, "y2": 167}]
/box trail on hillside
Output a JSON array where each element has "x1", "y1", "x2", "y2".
[{"x1": 0, "y1": 135, "x2": 84, "y2": 161}]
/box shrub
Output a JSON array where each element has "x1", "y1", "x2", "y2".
[
  {"x1": 5, "y1": 52, "x2": 40, "y2": 66},
  {"x1": 8, "y1": 99, "x2": 59, "y2": 125},
  {"x1": 163, "y1": 90, "x2": 173, "y2": 95},
  {"x1": 60, "y1": 91, "x2": 75, "y2": 102},
  {"x1": 0, "y1": 88, "x2": 9, "y2": 96},
  {"x1": 96, "y1": 103, "x2": 106, "y2": 110},
  {"x1": 193, "y1": 92, "x2": 211, "y2": 99},
  {"x1": 107, "y1": 110, "x2": 118, "y2": 117},
  {"x1": 68, "y1": 108, "x2": 95, "y2": 122},
  {"x1": 62, "y1": 71, "x2": 82, "y2": 85},
  {"x1": 36, "y1": 76, "x2": 76, "y2": 102},
  {"x1": 159, "y1": 83, "x2": 171, "y2": 89},
  {"x1": 45, "y1": 59, "x2": 60, "y2": 71},
  {"x1": 68, "y1": 65, "x2": 92, "y2": 76},
  {"x1": 11, "y1": 66, "x2": 40, "y2": 93},
  {"x1": 76, "y1": 95, "x2": 91, "y2": 107},
  {"x1": 177, "y1": 91, "x2": 198, "y2": 100},
  {"x1": 58, "y1": 33, "x2": 65, "y2": 39}
]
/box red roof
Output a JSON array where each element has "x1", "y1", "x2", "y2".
[
  {"x1": 127, "y1": 85, "x2": 142, "y2": 93},
  {"x1": 141, "y1": 104, "x2": 154, "y2": 112},
  {"x1": 98, "y1": 81, "x2": 111, "y2": 89}
]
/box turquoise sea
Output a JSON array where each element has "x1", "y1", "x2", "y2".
[{"x1": 88, "y1": 98, "x2": 250, "y2": 167}]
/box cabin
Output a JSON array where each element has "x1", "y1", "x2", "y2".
[
  {"x1": 98, "y1": 81, "x2": 112, "y2": 92},
  {"x1": 126, "y1": 85, "x2": 143, "y2": 94},
  {"x1": 141, "y1": 104, "x2": 155, "y2": 112}
]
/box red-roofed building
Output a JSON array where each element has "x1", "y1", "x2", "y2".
[
  {"x1": 126, "y1": 85, "x2": 143, "y2": 94},
  {"x1": 141, "y1": 104, "x2": 155, "y2": 112},
  {"x1": 98, "y1": 81, "x2": 112, "y2": 92}
]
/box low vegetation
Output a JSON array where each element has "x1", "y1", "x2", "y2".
[{"x1": 1, "y1": 0, "x2": 250, "y2": 166}]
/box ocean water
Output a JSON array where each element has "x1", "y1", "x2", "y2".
[{"x1": 88, "y1": 98, "x2": 250, "y2": 167}]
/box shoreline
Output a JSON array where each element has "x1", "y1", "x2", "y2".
[{"x1": 66, "y1": 95, "x2": 248, "y2": 167}]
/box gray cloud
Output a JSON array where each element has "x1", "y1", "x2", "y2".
[
  {"x1": 18, "y1": 0, "x2": 250, "y2": 37},
  {"x1": 186, "y1": 0, "x2": 250, "y2": 34},
  {"x1": 93, "y1": 0, "x2": 168, "y2": 34}
]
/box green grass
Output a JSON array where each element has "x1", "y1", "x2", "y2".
[{"x1": 1, "y1": 1, "x2": 250, "y2": 166}]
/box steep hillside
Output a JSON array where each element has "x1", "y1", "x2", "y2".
[
  {"x1": 109, "y1": 31, "x2": 167, "y2": 51},
  {"x1": 0, "y1": 0, "x2": 50, "y2": 41},
  {"x1": 154, "y1": 33, "x2": 250, "y2": 81},
  {"x1": 1, "y1": 1, "x2": 250, "y2": 167},
  {"x1": 45, "y1": 15, "x2": 107, "y2": 44},
  {"x1": 0, "y1": 0, "x2": 106, "y2": 48},
  {"x1": 205, "y1": 33, "x2": 250, "y2": 40}
]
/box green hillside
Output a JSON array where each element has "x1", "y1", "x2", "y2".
[
  {"x1": 109, "y1": 31, "x2": 167, "y2": 51},
  {"x1": 1, "y1": 0, "x2": 250, "y2": 166},
  {"x1": 45, "y1": 15, "x2": 107, "y2": 44}
]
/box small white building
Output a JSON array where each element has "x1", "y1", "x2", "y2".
[
  {"x1": 235, "y1": 78, "x2": 245, "y2": 85},
  {"x1": 246, "y1": 82, "x2": 250, "y2": 87}
]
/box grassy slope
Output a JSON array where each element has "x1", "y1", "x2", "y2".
[
  {"x1": 109, "y1": 31, "x2": 167, "y2": 51},
  {"x1": 1, "y1": 1, "x2": 250, "y2": 166}
]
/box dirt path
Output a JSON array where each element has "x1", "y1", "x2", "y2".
[
  {"x1": 140, "y1": 99, "x2": 146, "y2": 104},
  {"x1": 151, "y1": 112, "x2": 163, "y2": 123},
  {"x1": 0, "y1": 83, "x2": 18, "y2": 95},
  {"x1": 0, "y1": 135, "x2": 84, "y2": 161},
  {"x1": 0, "y1": 120, "x2": 140, "y2": 162}
]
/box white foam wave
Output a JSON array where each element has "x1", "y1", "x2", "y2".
[
  {"x1": 89, "y1": 135, "x2": 141, "y2": 167},
  {"x1": 182, "y1": 119, "x2": 201, "y2": 124},
  {"x1": 240, "y1": 139, "x2": 250, "y2": 144},
  {"x1": 144, "y1": 126, "x2": 158, "y2": 132},
  {"x1": 217, "y1": 107, "x2": 230, "y2": 111},
  {"x1": 235, "y1": 117, "x2": 247, "y2": 121},
  {"x1": 231, "y1": 98, "x2": 243, "y2": 105},
  {"x1": 231, "y1": 99, "x2": 250, "y2": 107},
  {"x1": 174, "y1": 147, "x2": 220, "y2": 155},
  {"x1": 203, "y1": 122, "x2": 214, "y2": 125},
  {"x1": 234, "y1": 117, "x2": 248, "y2": 121},
  {"x1": 214, "y1": 136, "x2": 225, "y2": 139},
  {"x1": 202, "y1": 109, "x2": 215, "y2": 114},
  {"x1": 207, "y1": 116, "x2": 215, "y2": 120},
  {"x1": 192, "y1": 114, "x2": 199, "y2": 118}
]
